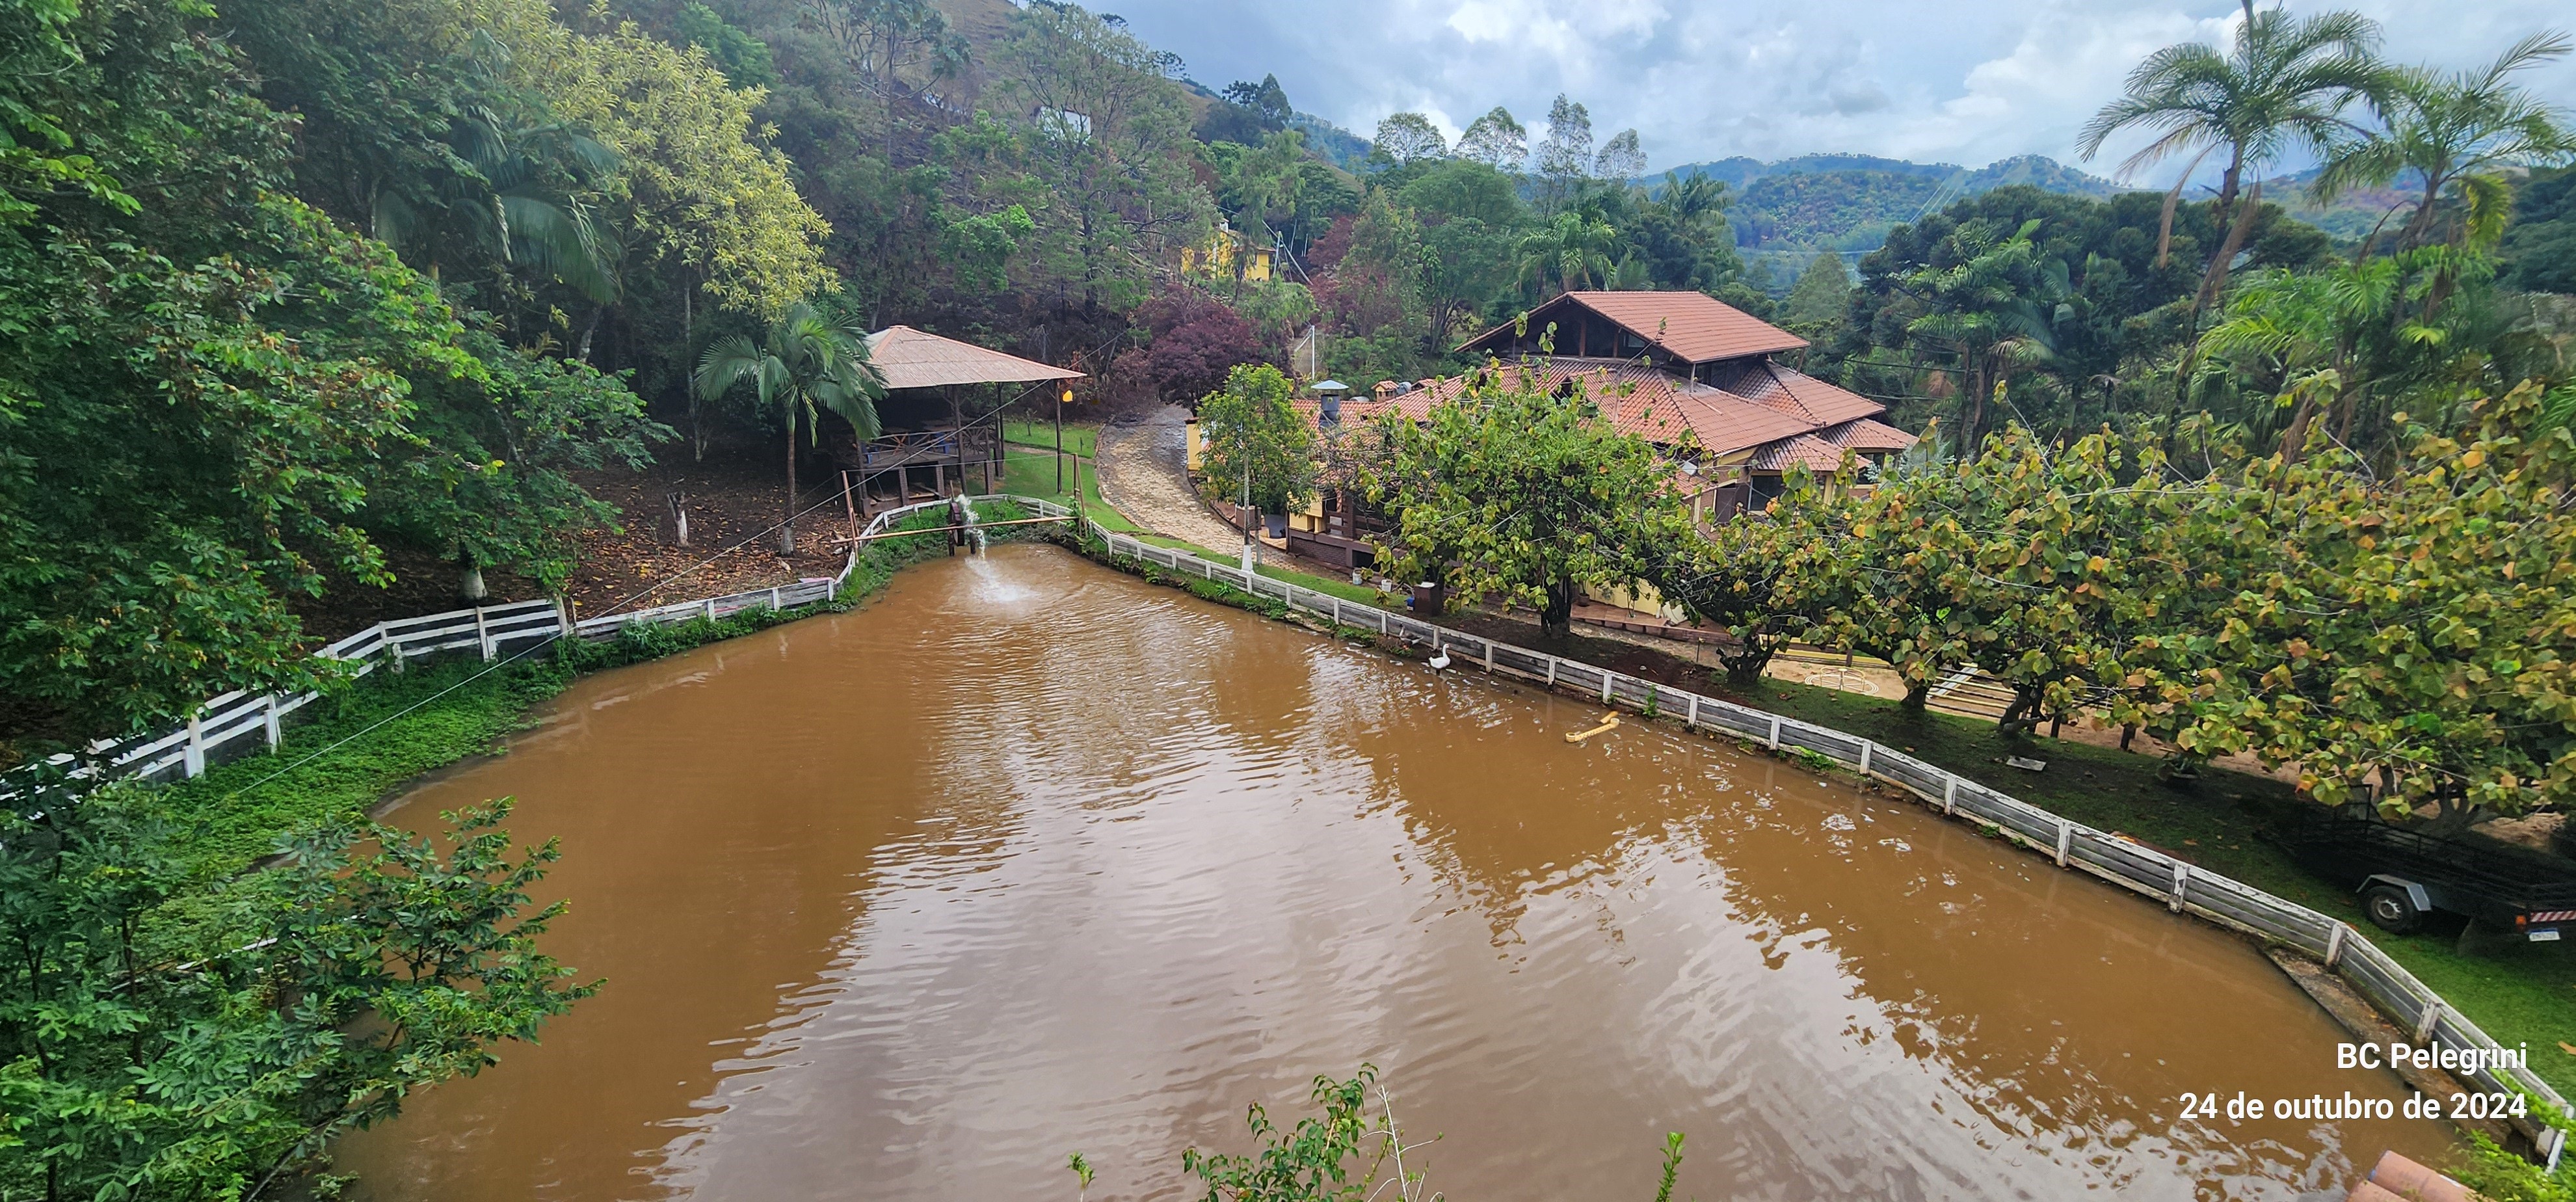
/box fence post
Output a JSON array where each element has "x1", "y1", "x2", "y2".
[
  {"x1": 2054, "y1": 820, "x2": 2073, "y2": 868},
  {"x1": 2415, "y1": 1000, "x2": 2442, "y2": 1044},
  {"x1": 474, "y1": 606, "x2": 494, "y2": 661},
  {"x1": 2324, "y1": 922, "x2": 2348, "y2": 968},
  {"x1": 1686, "y1": 694, "x2": 1699, "y2": 727},
  {"x1": 263, "y1": 695, "x2": 281, "y2": 751},
  {"x1": 556, "y1": 599, "x2": 574, "y2": 640},
  {"x1": 704, "y1": 598, "x2": 718, "y2": 622},
  {"x1": 769, "y1": 586, "x2": 783, "y2": 612},
  {"x1": 184, "y1": 710, "x2": 206, "y2": 778},
  {"x1": 1546, "y1": 657, "x2": 1558, "y2": 686},
  {"x1": 1331, "y1": 597, "x2": 1341, "y2": 625},
  {"x1": 1602, "y1": 671, "x2": 1614, "y2": 704},
  {"x1": 1942, "y1": 775, "x2": 1957, "y2": 815},
  {"x1": 1857, "y1": 739, "x2": 1874, "y2": 775},
  {"x1": 2169, "y1": 862, "x2": 2189, "y2": 913},
  {"x1": 1768, "y1": 715, "x2": 1781, "y2": 751},
  {"x1": 1483, "y1": 641, "x2": 1494, "y2": 672}
]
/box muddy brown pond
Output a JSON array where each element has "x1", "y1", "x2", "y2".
[{"x1": 339, "y1": 544, "x2": 2454, "y2": 1201}]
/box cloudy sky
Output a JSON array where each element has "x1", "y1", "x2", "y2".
[{"x1": 1095, "y1": 0, "x2": 2576, "y2": 180}]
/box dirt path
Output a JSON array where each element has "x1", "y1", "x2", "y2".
[{"x1": 1094, "y1": 405, "x2": 1243, "y2": 552}]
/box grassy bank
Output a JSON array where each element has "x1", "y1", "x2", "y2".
[
  {"x1": 155, "y1": 507, "x2": 964, "y2": 878},
  {"x1": 1741, "y1": 675, "x2": 2576, "y2": 1098},
  {"x1": 992, "y1": 446, "x2": 1142, "y2": 533}
]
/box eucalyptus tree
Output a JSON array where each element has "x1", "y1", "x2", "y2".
[
  {"x1": 2313, "y1": 31, "x2": 2576, "y2": 254},
  {"x1": 1370, "y1": 112, "x2": 1448, "y2": 167},
  {"x1": 2076, "y1": 1, "x2": 2384, "y2": 314},
  {"x1": 1455, "y1": 106, "x2": 1527, "y2": 170},
  {"x1": 695, "y1": 304, "x2": 887, "y2": 553}
]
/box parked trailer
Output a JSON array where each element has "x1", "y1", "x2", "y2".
[{"x1": 2270, "y1": 811, "x2": 2576, "y2": 940}]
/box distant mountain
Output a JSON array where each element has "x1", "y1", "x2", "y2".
[
  {"x1": 1288, "y1": 113, "x2": 1372, "y2": 171},
  {"x1": 1658, "y1": 153, "x2": 2134, "y2": 256}
]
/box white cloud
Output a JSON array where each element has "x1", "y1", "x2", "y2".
[{"x1": 1100, "y1": 0, "x2": 2576, "y2": 174}]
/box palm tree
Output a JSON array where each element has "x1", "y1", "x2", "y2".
[
  {"x1": 1903, "y1": 219, "x2": 2066, "y2": 452},
  {"x1": 1514, "y1": 212, "x2": 1618, "y2": 297},
  {"x1": 2077, "y1": 1, "x2": 2384, "y2": 313},
  {"x1": 695, "y1": 304, "x2": 888, "y2": 554},
  {"x1": 2313, "y1": 32, "x2": 2576, "y2": 255}
]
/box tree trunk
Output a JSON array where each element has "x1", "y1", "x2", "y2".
[
  {"x1": 779, "y1": 411, "x2": 798, "y2": 555},
  {"x1": 1902, "y1": 678, "x2": 1931, "y2": 712},
  {"x1": 576, "y1": 306, "x2": 601, "y2": 364},
  {"x1": 457, "y1": 559, "x2": 488, "y2": 603},
  {"x1": 1540, "y1": 579, "x2": 1578, "y2": 640},
  {"x1": 684, "y1": 282, "x2": 704, "y2": 462},
  {"x1": 1718, "y1": 636, "x2": 1773, "y2": 688}
]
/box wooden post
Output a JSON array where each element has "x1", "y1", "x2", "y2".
[
  {"x1": 185, "y1": 710, "x2": 205, "y2": 778},
  {"x1": 1768, "y1": 715, "x2": 1782, "y2": 750},
  {"x1": 263, "y1": 695, "x2": 281, "y2": 750},
  {"x1": 473, "y1": 606, "x2": 494, "y2": 661},
  {"x1": 1602, "y1": 671, "x2": 1613, "y2": 704},
  {"x1": 1686, "y1": 694, "x2": 1699, "y2": 727},
  {"x1": 1857, "y1": 739, "x2": 1874, "y2": 775},
  {"x1": 842, "y1": 470, "x2": 860, "y2": 545},
  {"x1": 2169, "y1": 862, "x2": 2189, "y2": 913},
  {"x1": 2054, "y1": 820, "x2": 2073, "y2": 867},
  {"x1": 2416, "y1": 1000, "x2": 2442, "y2": 1043},
  {"x1": 1943, "y1": 776, "x2": 1958, "y2": 816},
  {"x1": 2324, "y1": 922, "x2": 2348, "y2": 968},
  {"x1": 769, "y1": 586, "x2": 782, "y2": 611}
]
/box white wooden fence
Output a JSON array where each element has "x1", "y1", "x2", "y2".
[
  {"x1": 34, "y1": 494, "x2": 2568, "y2": 1158},
  {"x1": 1082, "y1": 517, "x2": 2573, "y2": 1160},
  {"x1": 61, "y1": 496, "x2": 989, "y2": 784}
]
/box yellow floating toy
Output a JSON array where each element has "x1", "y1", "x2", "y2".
[{"x1": 1565, "y1": 712, "x2": 1621, "y2": 743}]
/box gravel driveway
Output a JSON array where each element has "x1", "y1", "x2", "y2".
[{"x1": 1094, "y1": 405, "x2": 1245, "y2": 553}]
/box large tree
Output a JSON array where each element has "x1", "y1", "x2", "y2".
[
  {"x1": 1196, "y1": 364, "x2": 1315, "y2": 518},
  {"x1": 2077, "y1": 1, "x2": 2383, "y2": 323},
  {"x1": 695, "y1": 303, "x2": 886, "y2": 553},
  {"x1": 1362, "y1": 372, "x2": 1688, "y2": 638},
  {"x1": 2313, "y1": 31, "x2": 2576, "y2": 254}
]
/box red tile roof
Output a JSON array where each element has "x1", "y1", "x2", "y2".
[
  {"x1": 1294, "y1": 353, "x2": 1915, "y2": 476},
  {"x1": 1459, "y1": 291, "x2": 1807, "y2": 363},
  {"x1": 1747, "y1": 434, "x2": 1848, "y2": 474}
]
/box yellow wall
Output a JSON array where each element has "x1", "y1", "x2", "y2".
[{"x1": 1180, "y1": 227, "x2": 1272, "y2": 282}]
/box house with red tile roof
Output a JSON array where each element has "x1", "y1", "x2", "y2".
[
  {"x1": 1441, "y1": 290, "x2": 1916, "y2": 520},
  {"x1": 1195, "y1": 291, "x2": 1918, "y2": 572}
]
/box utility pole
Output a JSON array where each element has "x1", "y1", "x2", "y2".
[{"x1": 1056, "y1": 387, "x2": 1068, "y2": 494}]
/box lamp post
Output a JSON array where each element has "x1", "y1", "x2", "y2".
[
  {"x1": 1240, "y1": 447, "x2": 1256, "y2": 575},
  {"x1": 1056, "y1": 388, "x2": 1069, "y2": 495}
]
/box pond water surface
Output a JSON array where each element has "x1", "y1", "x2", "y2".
[{"x1": 339, "y1": 544, "x2": 2451, "y2": 1201}]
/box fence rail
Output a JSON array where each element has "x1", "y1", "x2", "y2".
[
  {"x1": 46, "y1": 495, "x2": 1008, "y2": 786},
  {"x1": 31, "y1": 495, "x2": 2565, "y2": 1160},
  {"x1": 1084, "y1": 518, "x2": 2570, "y2": 1160}
]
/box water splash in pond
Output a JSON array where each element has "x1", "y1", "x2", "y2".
[{"x1": 338, "y1": 544, "x2": 2450, "y2": 1201}]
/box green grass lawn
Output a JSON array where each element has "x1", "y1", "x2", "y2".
[
  {"x1": 991, "y1": 445, "x2": 1141, "y2": 533},
  {"x1": 1002, "y1": 417, "x2": 1099, "y2": 461},
  {"x1": 1129, "y1": 533, "x2": 1386, "y2": 605},
  {"x1": 1743, "y1": 673, "x2": 2576, "y2": 1098}
]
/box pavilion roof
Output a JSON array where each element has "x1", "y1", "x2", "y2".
[{"x1": 863, "y1": 325, "x2": 1084, "y2": 391}]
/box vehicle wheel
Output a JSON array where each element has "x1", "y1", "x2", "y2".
[{"x1": 2363, "y1": 885, "x2": 2426, "y2": 934}]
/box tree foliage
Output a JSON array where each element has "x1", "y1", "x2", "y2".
[
  {"x1": 1362, "y1": 371, "x2": 1688, "y2": 638},
  {"x1": 1197, "y1": 364, "x2": 1314, "y2": 516},
  {"x1": 0, "y1": 794, "x2": 594, "y2": 1199}
]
